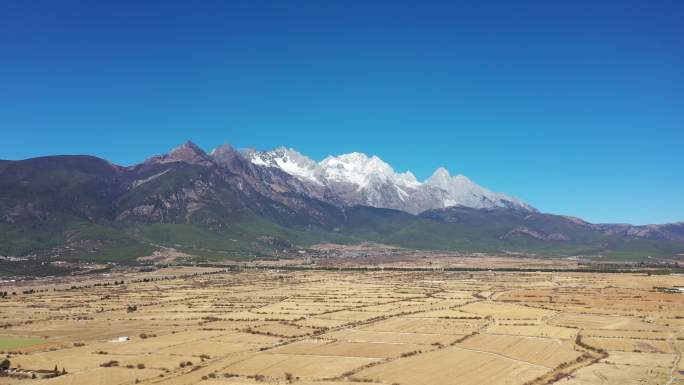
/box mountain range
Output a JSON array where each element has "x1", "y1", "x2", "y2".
[
  {"x1": 242, "y1": 145, "x2": 535, "y2": 214},
  {"x1": 1, "y1": 140, "x2": 683, "y2": 263}
]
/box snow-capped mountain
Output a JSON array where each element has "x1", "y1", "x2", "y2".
[
  {"x1": 240, "y1": 147, "x2": 535, "y2": 214},
  {"x1": 319, "y1": 152, "x2": 421, "y2": 189},
  {"x1": 5, "y1": 140, "x2": 683, "y2": 262},
  {"x1": 243, "y1": 147, "x2": 322, "y2": 185},
  {"x1": 425, "y1": 167, "x2": 536, "y2": 212}
]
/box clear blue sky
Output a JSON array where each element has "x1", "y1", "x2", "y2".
[{"x1": 1, "y1": 0, "x2": 682, "y2": 225}]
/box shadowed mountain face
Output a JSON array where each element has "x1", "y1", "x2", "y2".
[{"x1": 1, "y1": 141, "x2": 683, "y2": 262}]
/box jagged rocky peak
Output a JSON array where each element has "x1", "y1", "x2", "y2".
[
  {"x1": 239, "y1": 144, "x2": 536, "y2": 213},
  {"x1": 245, "y1": 146, "x2": 321, "y2": 184},
  {"x1": 210, "y1": 143, "x2": 241, "y2": 165},
  {"x1": 319, "y1": 152, "x2": 420, "y2": 188},
  {"x1": 426, "y1": 167, "x2": 452, "y2": 187},
  {"x1": 210, "y1": 143, "x2": 236, "y2": 156},
  {"x1": 153, "y1": 140, "x2": 536, "y2": 213},
  {"x1": 146, "y1": 141, "x2": 214, "y2": 166},
  {"x1": 425, "y1": 165, "x2": 536, "y2": 212},
  {"x1": 426, "y1": 167, "x2": 480, "y2": 189},
  {"x1": 170, "y1": 140, "x2": 206, "y2": 157}
]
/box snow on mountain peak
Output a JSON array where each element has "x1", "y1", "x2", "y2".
[
  {"x1": 425, "y1": 167, "x2": 534, "y2": 211},
  {"x1": 426, "y1": 167, "x2": 452, "y2": 187},
  {"x1": 244, "y1": 146, "x2": 321, "y2": 184},
  {"x1": 398, "y1": 170, "x2": 420, "y2": 187},
  {"x1": 320, "y1": 152, "x2": 394, "y2": 187},
  {"x1": 242, "y1": 145, "x2": 535, "y2": 213}
]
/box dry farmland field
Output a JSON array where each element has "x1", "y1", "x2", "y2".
[{"x1": 2, "y1": 267, "x2": 684, "y2": 385}]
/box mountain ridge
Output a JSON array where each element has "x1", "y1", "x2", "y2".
[
  {"x1": 1, "y1": 140, "x2": 683, "y2": 263},
  {"x1": 243, "y1": 144, "x2": 534, "y2": 214}
]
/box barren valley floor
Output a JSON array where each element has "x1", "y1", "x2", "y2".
[{"x1": 2, "y1": 268, "x2": 684, "y2": 385}]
